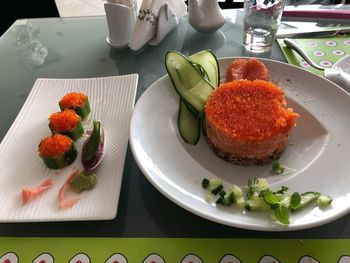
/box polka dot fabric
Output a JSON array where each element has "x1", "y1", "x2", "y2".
[{"x1": 278, "y1": 33, "x2": 350, "y2": 75}]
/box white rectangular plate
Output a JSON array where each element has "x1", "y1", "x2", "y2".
[{"x1": 0, "y1": 74, "x2": 138, "y2": 222}]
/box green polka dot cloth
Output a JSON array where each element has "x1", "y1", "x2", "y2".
[
  {"x1": 277, "y1": 33, "x2": 350, "y2": 75},
  {"x1": 1, "y1": 237, "x2": 350, "y2": 262}
]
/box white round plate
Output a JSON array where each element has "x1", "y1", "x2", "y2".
[
  {"x1": 130, "y1": 57, "x2": 350, "y2": 231},
  {"x1": 334, "y1": 55, "x2": 350, "y2": 74}
]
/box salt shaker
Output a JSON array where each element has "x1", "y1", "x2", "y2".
[{"x1": 104, "y1": 0, "x2": 138, "y2": 49}]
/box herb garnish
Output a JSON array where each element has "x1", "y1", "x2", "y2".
[
  {"x1": 271, "y1": 161, "x2": 285, "y2": 174},
  {"x1": 202, "y1": 176, "x2": 332, "y2": 225}
]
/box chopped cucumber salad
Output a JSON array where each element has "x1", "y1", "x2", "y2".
[{"x1": 202, "y1": 177, "x2": 332, "y2": 225}]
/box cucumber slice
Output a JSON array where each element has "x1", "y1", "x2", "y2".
[
  {"x1": 318, "y1": 195, "x2": 332, "y2": 206},
  {"x1": 189, "y1": 49, "x2": 220, "y2": 88},
  {"x1": 208, "y1": 178, "x2": 223, "y2": 195},
  {"x1": 192, "y1": 63, "x2": 207, "y2": 78},
  {"x1": 245, "y1": 198, "x2": 270, "y2": 212},
  {"x1": 291, "y1": 191, "x2": 321, "y2": 211},
  {"x1": 183, "y1": 99, "x2": 200, "y2": 118},
  {"x1": 178, "y1": 99, "x2": 200, "y2": 145},
  {"x1": 202, "y1": 178, "x2": 210, "y2": 189},
  {"x1": 202, "y1": 114, "x2": 207, "y2": 137},
  {"x1": 230, "y1": 184, "x2": 243, "y2": 200},
  {"x1": 165, "y1": 51, "x2": 214, "y2": 113},
  {"x1": 216, "y1": 192, "x2": 234, "y2": 206}
]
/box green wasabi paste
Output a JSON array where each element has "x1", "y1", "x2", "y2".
[{"x1": 69, "y1": 170, "x2": 97, "y2": 193}]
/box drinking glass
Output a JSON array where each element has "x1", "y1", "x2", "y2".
[{"x1": 243, "y1": 0, "x2": 286, "y2": 53}]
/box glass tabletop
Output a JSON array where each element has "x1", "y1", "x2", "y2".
[{"x1": 0, "y1": 11, "x2": 350, "y2": 238}]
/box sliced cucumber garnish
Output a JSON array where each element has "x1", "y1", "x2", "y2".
[
  {"x1": 318, "y1": 195, "x2": 333, "y2": 206},
  {"x1": 189, "y1": 49, "x2": 220, "y2": 88},
  {"x1": 165, "y1": 50, "x2": 220, "y2": 145},
  {"x1": 208, "y1": 178, "x2": 223, "y2": 195},
  {"x1": 178, "y1": 98, "x2": 200, "y2": 145},
  {"x1": 291, "y1": 192, "x2": 321, "y2": 211},
  {"x1": 165, "y1": 51, "x2": 214, "y2": 113},
  {"x1": 183, "y1": 99, "x2": 200, "y2": 118}
]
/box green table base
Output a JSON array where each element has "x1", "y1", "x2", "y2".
[{"x1": 1, "y1": 238, "x2": 350, "y2": 262}]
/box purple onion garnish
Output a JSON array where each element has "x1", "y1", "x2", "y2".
[{"x1": 82, "y1": 120, "x2": 105, "y2": 171}]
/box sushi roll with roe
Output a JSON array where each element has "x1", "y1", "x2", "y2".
[
  {"x1": 39, "y1": 134, "x2": 77, "y2": 169},
  {"x1": 49, "y1": 109, "x2": 84, "y2": 140},
  {"x1": 59, "y1": 92, "x2": 91, "y2": 120}
]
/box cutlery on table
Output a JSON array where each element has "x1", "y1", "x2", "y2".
[{"x1": 283, "y1": 38, "x2": 350, "y2": 92}]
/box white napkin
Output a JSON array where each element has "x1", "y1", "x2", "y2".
[{"x1": 128, "y1": 0, "x2": 187, "y2": 51}]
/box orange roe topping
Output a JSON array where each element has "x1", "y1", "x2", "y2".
[
  {"x1": 59, "y1": 92, "x2": 87, "y2": 109},
  {"x1": 226, "y1": 58, "x2": 270, "y2": 82},
  {"x1": 205, "y1": 79, "x2": 299, "y2": 142},
  {"x1": 39, "y1": 134, "x2": 73, "y2": 157},
  {"x1": 49, "y1": 109, "x2": 80, "y2": 132}
]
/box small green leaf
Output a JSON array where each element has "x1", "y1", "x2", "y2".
[
  {"x1": 84, "y1": 120, "x2": 101, "y2": 162},
  {"x1": 274, "y1": 205, "x2": 290, "y2": 224},
  {"x1": 290, "y1": 192, "x2": 301, "y2": 209},
  {"x1": 247, "y1": 187, "x2": 255, "y2": 199},
  {"x1": 248, "y1": 178, "x2": 253, "y2": 188},
  {"x1": 275, "y1": 186, "x2": 289, "y2": 194},
  {"x1": 271, "y1": 161, "x2": 285, "y2": 174},
  {"x1": 261, "y1": 190, "x2": 280, "y2": 207},
  {"x1": 259, "y1": 189, "x2": 268, "y2": 198}
]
